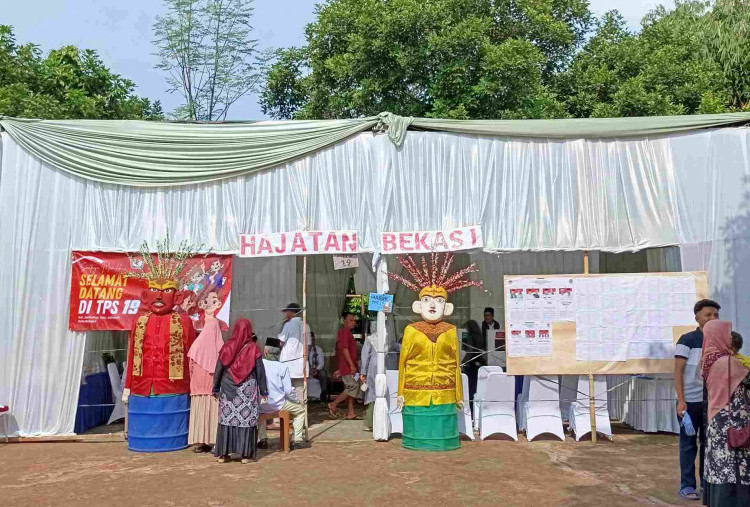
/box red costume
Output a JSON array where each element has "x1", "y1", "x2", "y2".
[
  {"x1": 123, "y1": 277, "x2": 196, "y2": 397},
  {"x1": 125, "y1": 312, "x2": 196, "y2": 395}
]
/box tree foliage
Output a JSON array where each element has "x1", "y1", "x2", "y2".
[
  {"x1": 153, "y1": 0, "x2": 261, "y2": 121},
  {"x1": 553, "y1": 3, "x2": 733, "y2": 117},
  {"x1": 0, "y1": 25, "x2": 162, "y2": 120},
  {"x1": 261, "y1": 0, "x2": 750, "y2": 120},
  {"x1": 261, "y1": 0, "x2": 590, "y2": 120}
]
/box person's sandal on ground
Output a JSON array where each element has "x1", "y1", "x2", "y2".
[
  {"x1": 290, "y1": 441, "x2": 310, "y2": 451},
  {"x1": 192, "y1": 444, "x2": 210, "y2": 453},
  {"x1": 217, "y1": 456, "x2": 229, "y2": 463},
  {"x1": 678, "y1": 486, "x2": 700, "y2": 500}
]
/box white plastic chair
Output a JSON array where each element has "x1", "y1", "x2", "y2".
[
  {"x1": 479, "y1": 372, "x2": 518, "y2": 441},
  {"x1": 107, "y1": 363, "x2": 126, "y2": 425},
  {"x1": 569, "y1": 376, "x2": 612, "y2": 441},
  {"x1": 525, "y1": 376, "x2": 565, "y2": 442},
  {"x1": 473, "y1": 366, "x2": 505, "y2": 430},
  {"x1": 385, "y1": 370, "x2": 402, "y2": 435},
  {"x1": 457, "y1": 373, "x2": 475, "y2": 440}
]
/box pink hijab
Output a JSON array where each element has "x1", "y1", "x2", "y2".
[
  {"x1": 187, "y1": 317, "x2": 225, "y2": 373},
  {"x1": 701, "y1": 320, "x2": 748, "y2": 420}
]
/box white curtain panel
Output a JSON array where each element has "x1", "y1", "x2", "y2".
[{"x1": 2, "y1": 125, "x2": 750, "y2": 435}]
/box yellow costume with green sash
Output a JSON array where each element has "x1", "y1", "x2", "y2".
[{"x1": 389, "y1": 253, "x2": 481, "y2": 452}]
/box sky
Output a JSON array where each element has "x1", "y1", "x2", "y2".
[{"x1": 3, "y1": 0, "x2": 673, "y2": 120}]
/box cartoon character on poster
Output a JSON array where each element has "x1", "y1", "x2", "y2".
[
  {"x1": 205, "y1": 259, "x2": 227, "y2": 289},
  {"x1": 389, "y1": 253, "x2": 482, "y2": 451},
  {"x1": 184, "y1": 264, "x2": 206, "y2": 293},
  {"x1": 196, "y1": 285, "x2": 229, "y2": 332},
  {"x1": 121, "y1": 234, "x2": 202, "y2": 452}
]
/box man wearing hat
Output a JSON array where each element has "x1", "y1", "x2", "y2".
[
  {"x1": 258, "y1": 338, "x2": 308, "y2": 450},
  {"x1": 278, "y1": 303, "x2": 308, "y2": 406}
]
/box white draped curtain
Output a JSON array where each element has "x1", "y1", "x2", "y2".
[{"x1": 2, "y1": 125, "x2": 750, "y2": 436}]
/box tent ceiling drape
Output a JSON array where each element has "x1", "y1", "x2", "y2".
[{"x1": 1, "y1": 112, "x2": 749, "y2": 186}]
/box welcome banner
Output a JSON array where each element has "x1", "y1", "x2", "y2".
[
  {"x1": 239, "y1": 230, "x2": 358, "y2": 257},
  {"x1": 380, "y1": 226, "x2": 483, "y2": 254},
  {"x1": 69, "y1": 251, "x2": 232, "y2": 331}
]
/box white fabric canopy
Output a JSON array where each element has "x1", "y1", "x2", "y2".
[{"x1": 2, "y1": 125, "x2": 750, "y2": 436}]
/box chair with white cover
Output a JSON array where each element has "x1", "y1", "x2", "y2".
[
  {"x1": 307, "y1": 378, "x2": 322, "y2": 401},
  {"x1": 107, "y1": 363, "x2": 126, "y2": 425},
  {"x1": 385, "y1": 370, "x2": 402, "y2": 435},
  {"x1": 457, "y1": 373, "x2": 475, "y2": 440},
  {"x1": 516, "y1": 375, "x2": 531, "y2": 431},
  {"x1": 559, "y1": 375, "x2": 579, "y2": 423},
  {"x1": 479, "y1": 372, "x2": 517, "y2": 441},
  {"x1": 569, "y1": 375, "x2": 612, "y2": 441},
  {"x1": 525, "y1": 376, "x2": 565, "y2": 442},
  {"x1": 0, "y1": 404, "x2": 9, "y2": 443},
  {"x1": 473, "y1": 366, "x2": 505, "y2": 430},
  {"x1": 373, "y1": 373, "x2": 390, "y2": 441}
]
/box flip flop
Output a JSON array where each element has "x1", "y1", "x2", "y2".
[
  {"x1": 678, "y1": 487, "x2": 700, "y2": 500},
  {"x1": 345, "y1": 415, "x2": 361, "y2": 420},
  {"x1": 327, "y1": 403, "x2": 338, "y2": 418}
]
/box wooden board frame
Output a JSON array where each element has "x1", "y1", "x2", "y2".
[{"x1": 505, "y1": 271, "x2": 708, "y2": 375}]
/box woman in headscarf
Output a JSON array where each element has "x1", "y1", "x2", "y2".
[
  {"x1": 701, "y1": 320, "x2": 750, "y2": 506},
  {"x1": 213, "y1": 319, "x2": 267, "y2": 464},
  {"x1": 186, "y1": 291, "x2": 225, "y2": 453}
]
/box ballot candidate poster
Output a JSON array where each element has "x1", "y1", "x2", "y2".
[{"x1": 69, "y1": 251, "x2": 232, "y2": 331}]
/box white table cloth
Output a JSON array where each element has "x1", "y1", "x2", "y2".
[{"x1": 607, "y1": 375, "x2": 679, "y2": 434}]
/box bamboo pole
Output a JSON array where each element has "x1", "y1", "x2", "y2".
[
  {"x1": 302, "y1": 255, "x2": 309, "y2": 441},
  {"x1": 584, "y1": 251, "x2": 597, "y2": 443}
]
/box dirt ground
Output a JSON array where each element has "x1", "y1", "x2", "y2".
[{"x1": 0, "y1": 420, "x2": 699, "y2": 507}]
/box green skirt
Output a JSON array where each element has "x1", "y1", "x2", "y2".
[{"x1": 402, "y1": 402, "x2": 459, "y2": 451}]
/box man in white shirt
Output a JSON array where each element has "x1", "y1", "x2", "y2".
[
  {"x1": 278, "y1": 303, "x2": 308, "y2": 405},
  {"x1": 258, "y1": 338, "x2": 308, "y2": 450}
]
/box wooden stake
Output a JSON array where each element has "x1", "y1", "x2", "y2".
[
  {"x1": 302, "y1": 255, "x2": 309, "y2": 441},
  {"x1": 588, "y1": 373, "x2": 597, "y2": 443},
  {"x1": 583, "y1": 251, "x2": 597, "y2": 443}
]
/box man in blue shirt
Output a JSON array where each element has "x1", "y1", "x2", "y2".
[
  {"x1": 258, "y1": 338, "x2": 308, "y2": 451},
  {"x1": 674, "y1": 299, "x2": 720, "y2": 500}
]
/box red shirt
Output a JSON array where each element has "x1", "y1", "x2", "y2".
[
  {"x1": 125, "y1": 313, "x2": 196, "y2": 396},
  {"x1": 336, "y1": 327, "x2": 359, "y2": 376}
]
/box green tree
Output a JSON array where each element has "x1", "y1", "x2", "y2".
[
  {"x1": 704, "y1": 0, "x2": 750, "y2": 109},
  {"x1": 0, "y1": 25, "x2": 162, "y2": 120},
  {"x1": 153, "y1": 0, "x2": 261, "y2": 121},
  {"x1": 554, "y1": 1, "x2": 748, "y2": 118},
  {"x1": 260, "y1": 0, "x2": 590, "y2": 120}
]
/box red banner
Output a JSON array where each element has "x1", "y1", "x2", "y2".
[{"x1": 69, "y1": 251, "x2": 232, "y2": 331}]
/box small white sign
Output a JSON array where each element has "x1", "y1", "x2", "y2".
[{"x1": 333, "y1": 255, "x2": 359, "y2": 270}]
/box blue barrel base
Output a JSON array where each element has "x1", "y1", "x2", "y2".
[{"x1": 127, "y1": 394, "x2": 189, "y2": 453}]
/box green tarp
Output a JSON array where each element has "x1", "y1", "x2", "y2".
[{"x1": 1, "y1": 112, "x2": 749, "y2": 187}]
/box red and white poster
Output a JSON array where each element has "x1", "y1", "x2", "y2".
[
  {"x1": 239, "y1": 230, "x2": 358, "y2": 257},
  {"x1": 380, "y1": 225, "x2": 483, "y2": 254},
  {"x1": 69, "y1": 251, "x2": 232, "y2": 331}
]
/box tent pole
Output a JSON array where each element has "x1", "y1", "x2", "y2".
[
  {"x1": 302, "y1": 255, "x2": 309, "y2": 442},
  {"x1": 584, "y1": 250, "x2": 597, "y2": 444}
]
